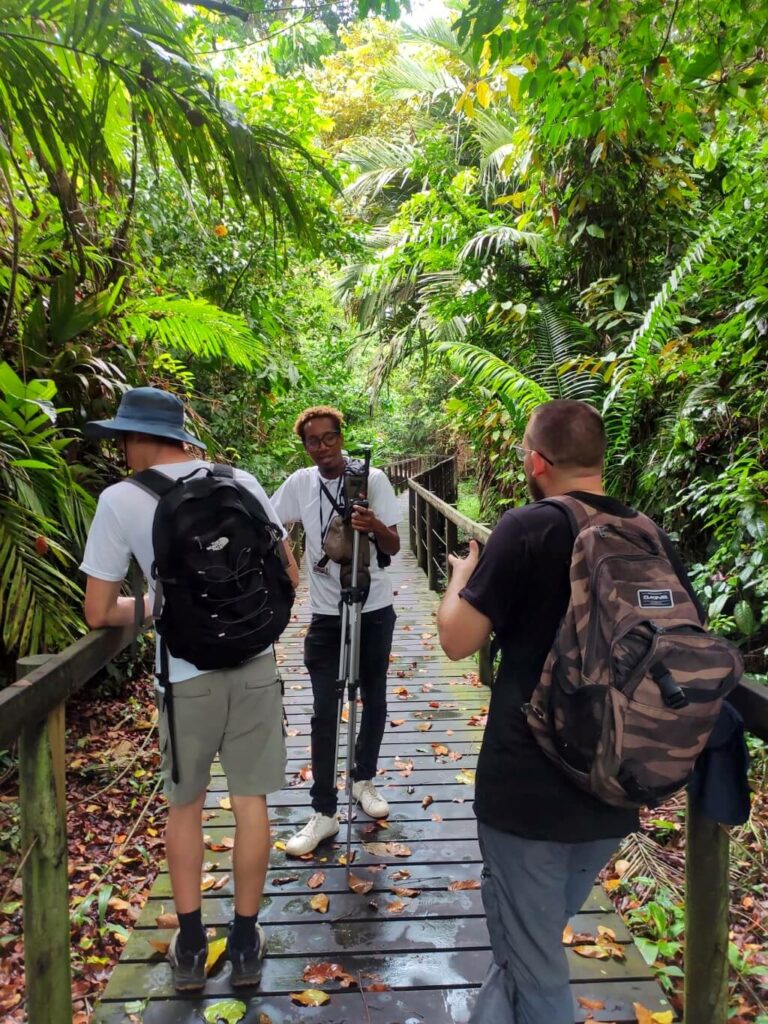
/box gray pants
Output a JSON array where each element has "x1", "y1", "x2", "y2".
[{"x1": 470, "y1": 821, "x2": 619, "y2": 1024}]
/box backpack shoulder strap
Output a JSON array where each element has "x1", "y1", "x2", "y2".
[
  {"x1": 128, "y1": 469, "x2": 178, "y2": 501},
  {"x1": 537, "y1": 495, "x2": 594, "y2": 535},
  {"x1": 211, "y1": 463, "x2": 235, "y2": 479}
]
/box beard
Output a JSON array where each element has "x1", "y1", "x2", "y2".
[{"x1": 526, "y1": 469, "x2": 545, "y2": 502}]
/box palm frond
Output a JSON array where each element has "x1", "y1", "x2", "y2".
[
  {"x1": 342, "y1": 138, "x2": 418, "y2": 203},
  {"x1": 117, "y1": 295, "x2": 269, "y2": 369},
  {"x1": 459, "y1": 223, "x2": 544, "y2": 263},
  {"x1": 437, "y1": 340, "x2": 552, "y2": 430},
  {"x1": 401, "y1": 18, "x2": 479, "y2": 72},
  {"x1": 377, "y1": 55, "x2": 463, "y2": 102},
  {"x1": 532, "y1": 301, "x2": 598, "y2": 401}
]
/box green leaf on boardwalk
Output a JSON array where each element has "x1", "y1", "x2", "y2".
[{"x1": 203, "y1": 1000, "x2": 247, "y2": 1024}]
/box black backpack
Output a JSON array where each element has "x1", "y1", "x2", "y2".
[{"x1": 130, "y1": 464, "x2": 294, "y2": 673}]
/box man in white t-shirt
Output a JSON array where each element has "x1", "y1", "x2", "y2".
[
  {"x1": 80, "y1": 387, "x2": 298, "y2": 992},
  {"x1": 271, "y1": 405, "x2": 402, "y2": 855}
]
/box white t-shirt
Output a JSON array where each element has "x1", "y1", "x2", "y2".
[
  {"x1": 271, "y1": 464, "x2": 401, "y2": 616},
  {"x1": 79, "y1": 459, "x2": 287, "y2": 683}
]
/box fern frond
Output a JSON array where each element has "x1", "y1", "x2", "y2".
[
  {"x1": 532, "y1": 301, "x2": 598, "y2": 401},
  {"x1": 437, "y1": 340, "x2": 552, "y2": 430},
  {"x1": 377, "y1": 55, "x2": 463, "y2": 102},
  {"x1": 117, "y1": 295, "x2": 268, "y2": 369},
  {"x1": 342, "y1": 138, "x2": 418, "y2": 203}
]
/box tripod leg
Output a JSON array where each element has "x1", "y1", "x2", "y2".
[
  {"x1": 333, "y1": 603, "x2": 350, "y2": 807},
  {"x1": 345, "y1": 532, "x2": 364, "y2": 872}
]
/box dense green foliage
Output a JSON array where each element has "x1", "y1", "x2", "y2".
[{"x1": 1, "y1": 0, "x2": 767, "y2": 680}]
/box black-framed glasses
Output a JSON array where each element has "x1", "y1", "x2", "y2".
[
  {"x1": 513, "y1": 443, "x2": 554, "y2": 466},
  {"x1": 304, "y1": 430, "x2": 341, "y2": 451}
]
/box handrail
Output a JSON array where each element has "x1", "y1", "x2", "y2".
[
  {"x1": 3, "y1": 622, "x2": 140, "y2": 1024},
  {"x1": 386, "y1": 452, "x2": 768, "y2": 1024}
]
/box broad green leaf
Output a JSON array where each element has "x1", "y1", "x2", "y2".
[{"x1": 203, "y1": 999, "x2": 247, "y2": 1024}]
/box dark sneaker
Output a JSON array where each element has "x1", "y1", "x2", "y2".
[
  {"x1": 168, "y1": 929, "x2": 207, "y2": 991},
  {"x1": 228, "y1": 922, "x2": 267, "y2": 988}
]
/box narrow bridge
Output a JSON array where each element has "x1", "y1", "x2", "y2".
[{"x1": 93, "y1": 490, "x2": 672, "y2": 1023}]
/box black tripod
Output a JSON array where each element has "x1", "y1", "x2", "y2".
[{"x1": 331, "y1": 446, "x2": 371, "y2": 874}]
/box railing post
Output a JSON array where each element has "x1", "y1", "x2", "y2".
[
  {"x1": 684, "y1": 795, "x2": 730, "y2": 1024},
  {"x1": 408, "y1": 487, "x2": 417, "y2": 554},
  {"x1": 426, "y1": 502, "x2": 438, "y2": 591},
  {"x1": 18, "y1": 672, "x2": 73, "y2": 1024},
  {"x1": 415, "y1": 493, "x2": 427, "y2": 574}
]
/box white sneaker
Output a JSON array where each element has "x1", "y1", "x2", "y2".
[
  {"x1": 284, "y1": 813, "x2": 339, "y2": 857},
  {"x1": 352, "y1": 779, "x2": 390, "y2": 819}
]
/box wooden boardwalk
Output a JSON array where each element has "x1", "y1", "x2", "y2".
[{"x1": 94, "y1": 503, "x2": 673, "y2": 1023}]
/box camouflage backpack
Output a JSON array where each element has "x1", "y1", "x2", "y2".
[{"x1": 524, "y1": 495, "x2": 743, "y2": 809}]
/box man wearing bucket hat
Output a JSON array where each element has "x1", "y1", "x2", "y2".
[{"x1": 80, "y1": 387, "x2": 298, "y2": 991}]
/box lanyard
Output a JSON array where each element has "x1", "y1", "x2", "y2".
[{"x1": 318, "y1": 473, "x2": 344, "y2": 550}]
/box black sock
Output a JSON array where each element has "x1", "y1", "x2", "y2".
[
  {"x1": 177, "y1": 908, "x2": 206, "y2": 954},
  {"x1": 230, "y1": 911, "x2": 259, "y2": 951}
]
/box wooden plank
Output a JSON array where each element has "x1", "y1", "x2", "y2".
[{"x1": 93, "y1": 980, "x2": 674, "y2": 1024}]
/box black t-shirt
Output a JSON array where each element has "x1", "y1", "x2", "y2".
[{"x1": 460, "y1": 491, "x2": 703, "y2": 843}]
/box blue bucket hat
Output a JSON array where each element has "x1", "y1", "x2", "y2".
[{"x1": 84, "y1": 387, "x2": 207, "y2": 450}]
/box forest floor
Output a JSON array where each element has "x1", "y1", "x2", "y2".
[{"x1": 1, "y1": 672, "x2": 767, "y2": 1022}]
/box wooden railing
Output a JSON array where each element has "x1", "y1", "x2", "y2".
[
  {"x1": 0, "y1": 624, "x2": 139, "y2": 1024},
  {"x1": 383, "y1": 453, "x2": 768, "y2": 1024}
]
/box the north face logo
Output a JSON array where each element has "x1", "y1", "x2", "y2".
[{"x1": 206, "y1": 536, "x2": 229, "y2": 552}]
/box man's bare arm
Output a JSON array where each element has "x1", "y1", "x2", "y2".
[
  {"x1": 350, "y1": 506, "x2": 401, "y2": 555},
  {"x1": 437, "y1": 540, "x2": 492, "y2": 660},
  {"x1": 84, "y1": 577, "x2": 151, "y2": 629},
  {"x1": 282, "y1": 539, "x2": 300, "y2": 589}
]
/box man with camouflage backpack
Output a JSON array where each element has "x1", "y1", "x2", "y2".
[
  {"x1": 437, "y1": 400, "x2": 736, "y2": 1024},
  {"x1": 80, "y1": 387, "x2": 298, "y2": 992}
]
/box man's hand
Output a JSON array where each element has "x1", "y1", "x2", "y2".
[
  {"x1": 437, "y1": 539, "x2": 491, "y2": 660},
  {"x1": 447, "y1": 540, "x2": 481, "y2": 585},
  {"x1": 350, "y1": 503, "x2": 400, "y2": 555}
]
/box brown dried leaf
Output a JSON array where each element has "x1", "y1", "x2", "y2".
[
  {"x1": 309, "y1": 893, "x2": 329, "y2": 913},
  {"x1": 272, "y1": 875, "x2": 299, "y2": 886},
  {"x1": 577, "y1": 996, "x2": 606, "y2": 1011},
  {"x1": 421, "y1": 795, "x2": 434, "y2": 810},
  {"x1": 348, "y1": 872, "x2": 374, "y2": 895},
  {"x1": 431, "y1": 743, "x2": 449, "y2": 756},
  {"x1": 363, "y1": 842, "x2": 412, "y2": 857},
  {"x1": 390, "y1": 869, "x2": 411, "y2": 881},
  {"x1": 448, "y1": 879, "x2": 481, "y2": 891},
  {"x1": 155, "y1": 913, "x2": 179, "y2": 929},
  {"x1": 212, "y1": 874, "x2": 230, "y2": 891},
  {"x1": 149, "y1": 939, "x2": 170, "y2": 955},
  {"x1": 200, "y1": 873, "x2": 217, "y2": 892},
  {"x1": 290, "y1": 990, "x2": 331, "y2": 1006},
  {"x1": 307, "y1": 871, "x2": 326, "y2": 889},
  {"x1": 572, "y1": 945, "x2": 611, "y2": 960},
  {"x1": 385, "y1": 899, "x2": 407, "y2": 913},
  {"x1": 390, "y1": 719, "x2": 406, "y2": 727},
  {"x1": 416, "y1": 722, "x2": 433, "y2": 732},
  {"x1": 303, "y1": 961, "x2": 356, "y2": 988},
  {"x1": 391, "y1": 887, "x2": 420, "y2": 897}
]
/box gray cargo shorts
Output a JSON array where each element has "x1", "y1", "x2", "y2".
[{"x1": 155, "y1": 651, "x2": 286, "y2": 806}]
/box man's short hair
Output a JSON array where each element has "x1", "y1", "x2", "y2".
[
  {"x1": 527, "y1": 400, "x2": 606, "y2": 469},
  {"x1": 293, "y1": 405, "x2": 344, "y2": 441}
]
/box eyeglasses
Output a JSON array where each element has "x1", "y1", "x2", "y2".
[
  {"x1": 513, "y1": 444, "x2": 554, "y2": 466},
  {"x1": 304, "y1": 430, "x2": 341, "y2": 452}
]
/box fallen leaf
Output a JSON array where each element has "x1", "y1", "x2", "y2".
[
  {"x1": 365, "y1": 983, "x2": 389, "y2": 992},
  {"x1": 108, "y1": 897, "x2": 131, "y2": 912},
  {"x1": 455, "y1": 769, "x2": 476, "y2": 785},
  {"x1": 258, "y1": 1015, "x2": 273, "y2": 1024},
  {"x1": 307, "y1": 871, "x2": 326, "y2": 889},
  {"x1": 448, "y1": 880, "x2": 481, "y2": 891},
  {"x1": 432, "y1": 813, "x2": 443, "y2": 821},
  {"x1": 303, "y1": 962, "x2": 356, "y2": 988},
  {"x1": 597, "y1": 924, "x2": 617, "y2": 941},
  {"x1": 633, "y1": 1004, "x2": 674, "y2": 1024},
  {"x1": 219, "y1": 797, "x2": 232, "y2": 810},
  {"x1": 155, "y1": 913, "x2": 179, "y2": 929},
  {"x1": 572, "y1": 945, "x2": 611, "y2": 960},
  {"x1": 272, "y1": 875, "x2": 299, "y2": 886},
  {"x1": 201, "y1": 873, "x2": 217, "y2": 891},
  {"x1": 431, "y1": 743, "x2": 449, "y2": 756},
  {"x1": 417, "y1": 722, "x2": 433, "y2": 732},
  {"x1": 422, "y1": 795, "x2": 434, "y2": 810},
  {"x1": 392, "y1": 887, "x2": 420, "y2": 897},
  {"x1": 429, "y1": 701, "x2": 441, "y2": 708},
  {"x1": 213, "y1": 874, "x2": 230, "y2": 891},
  {"x1": 390, "y1": 719, "x2": 406, "y2": 727},
  {"x1": 363, "y1": 842, "x2": 412, "y2": 857},
  {"x1": 310, "y1": 893, "x2": 329, "y2": 913},
  {"x1": 205, "y1": 937, "x2": 228, "y2": 974},
  {"x1": 385, "y1": 899, "x2": 407, "y2": 913},
  {"x1": 577, "y1": 997, "x2": 606, "y2": 1011},
  {"x1": 390, "y1": 869, "x2": 411, "y2": 881},
  {"x1": 299, "y1": 765, "x2": 313, "y2": 782},
  {"x1": 394, "y1": 686, "x2": 411, "y2": 699},
  {"x1": 348, "y1": 872, "x2": 374, "y2": 895},
  {"x1": 149, "y1": 939, "x2": 170, "y2": 955},
  {"x1": 614, "y1": 858, "x2": 631, "y2": 877},
  {"x1": 290, "y1": 990, "x2": 331, "y2": 1006},
  {"x1": 603, "y1": 878, "x2": 621, "y2": 892},
  {"x1": 202, "y1": 999, "x2": 247, "y2": 1023},
  {"x1": 562, "y1": 924, "x2": 574, "y2": 945}
]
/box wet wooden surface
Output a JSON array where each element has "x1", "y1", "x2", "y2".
[{"x1": 94, "y1": 497, "x2": 673, "y2": 1023}]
